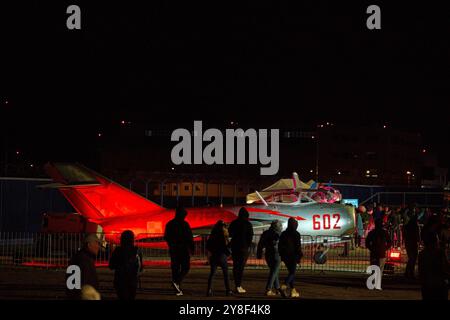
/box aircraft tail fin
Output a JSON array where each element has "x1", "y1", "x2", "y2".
[
  {"x1": 292, "y1": 172, "x2": 300, "y2": 191},
  {"x1": 43, "y1": 163, "x2": 163, "y2": 221}
]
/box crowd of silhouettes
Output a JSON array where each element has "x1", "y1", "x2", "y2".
[{"x1": 65, "y1": 204, "x2": 449, "y2": 300}]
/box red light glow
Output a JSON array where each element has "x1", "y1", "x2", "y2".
[{"x1": 389, "y1": 250, "x2": 401, "y2": 261}]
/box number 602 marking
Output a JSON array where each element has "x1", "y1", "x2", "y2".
[{"x1": 312, "y1": 214, "x2": 341, "y2": 230}]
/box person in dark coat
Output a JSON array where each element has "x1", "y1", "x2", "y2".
[
  {"x1": 66, "y1": 234, "x2": 101, "y2": 300},
  {"x1": 206, "y1": 220, "x2": 232, "y2": 296},
  {"x1": 366, "y1": 219, "x2": 392, "y2": 288},
  {"x1": 257, "y1": 220, "x2": 285, "y2": 297},
  {"x1": 373, "y1": 205, "x2": 385, "y2": 222},
  {"x1": 418, "y1": 232, "x2": 449, "y2": 300},
  {"x1": 109, "y1": 230, "x2": 143, "y2": 300},
  {"x1": 164, "y1": 206, "x2": 194, "y2": 296},
  {"x1": 228, "y1": 207, "x2": 254, "y2": 293},
  {"x1": 278, "y1": 218, "x2": 302, "y2": 298},
  {"x1": 403, "y1": 214, "x2": 420, "y2": 279},
  {"x1": 421, "y1": 215, "x2": 441, "y2": 245}
]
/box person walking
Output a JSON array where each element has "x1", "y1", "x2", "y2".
[
  {"x1": 164, "y1": 206, "x2": 194, "y2": 296},
  {"x1": 228, "y1": 207, "x2": 254, "y2": 293},
  {"x1": 366, "y1": 219, "x2": 392, "y2": 289},
  {"x1": 109, "y1": 230, "x2": 143, "y2": 300},
  {"x1": 206, "y1": 220, "x2": 232, "y2": 296},
  {"x1": 257, "y1": 220, "x2": 285, "y2": 297},
  {"x1": 278, "y1": 218, "x2": 302, "y2": 298},
  {"x1": 66, "y1": 234, "x2": 102, "y2": 300}
]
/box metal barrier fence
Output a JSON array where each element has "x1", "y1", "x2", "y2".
[{"x1": 0, "y1": 232, "x2": 407, "y2": 274}]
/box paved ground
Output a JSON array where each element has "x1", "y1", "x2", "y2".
[{"x1": 1, "y1": 265, "x2": 445, "y2": 300}]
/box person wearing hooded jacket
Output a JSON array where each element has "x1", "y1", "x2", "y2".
[
  {"x1": 109, "y1": 230, "x2": 143, "y2": 300},
  {"x1": 257, "y1": 220, "x2": 285, "y2": 297},
  {"x1": 164, "y1": 206, "x2": 194, "y2": 296},
  {"x1": 206, "y1": 220, "x2": 233, "y2": 296},
  {"x1": 278, "y1": 218, "x2": 302, "y2": 298},
  {"x1": 228, "y1": 207, "x2": 254, "y2": 293},
  {"x1": 366, "y1": 218, "x2": 392, "y2": 288}
]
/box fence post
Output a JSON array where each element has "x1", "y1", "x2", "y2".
[
  {"x1": 47, "y1": 234, "x2": 51, "y2": 269},
  {"x1": 25, "y1": 182, "x2": 29, "y2": 232},
  {"x1": 191, "y1": 182, "x2": 195, "y2": 207},
  {"x1": 220, "y1": 182, "x2": 224, "y2": 206},
  {"x1": 160, "y1": 181, "x2": 164, "y2": 207}
]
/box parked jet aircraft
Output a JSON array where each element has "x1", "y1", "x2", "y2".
[{"x1": 41, "y1": 163, "x2": 355, "y2": 246}]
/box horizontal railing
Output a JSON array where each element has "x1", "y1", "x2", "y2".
[{"x1": 0, "y1": 232, "x2": 407, "y2": 274}]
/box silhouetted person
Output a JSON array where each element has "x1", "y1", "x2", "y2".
[
  {"x1": 418, "y1": 233, "x2": 449, "y2": 300},
  {"x1": 67, "y1": 234, "x2": 101, "y2": 300},
  {"x1": 228, "y1": 207, "x2": 254, "y2": 293},
  {"x1": 164, "y1": 206, "x2": 194, "y2": 296},
  {"x1": 257, "y1": 220, "x2": 285, "y2": 297},
  {"x1": 388, "y1": 208, "x2": 402, "y2": 247},
  {"x1": 366, "y1": 219, "x2": 391, "y2": 287},
  {"x1": 109, "y1": 230, "x2": 143, "y2": 300},
  {"x1": 206, "y1": 220, "x2": 232, "y2": 296},
  {"x1": 355, "y1": 209, "x2": 365, "y2": 248},
  {"x1": 278, "y1": 218, "x2": 302, "y2": 298},
  {"x1": 403, "y1": 214, "x2": 420, "y2": 279},
  {"x1": 421, "y1": 215, "x2": 441, "y2": 246},
  {"x1": 373, "y1": 205, "x2": 385, "y2": 221}
]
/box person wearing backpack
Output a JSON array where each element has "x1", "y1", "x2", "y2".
[
  {"x1": 257, "y1": 220, "x2": 285, "y2": 297},
  {"x1": 365, "y1": 219, "x2": 392, "y2": 288},
  {"x1": 206, "y1": 220, "x2": 233, "y2": 297},
  {"x1": 109, "y1": 230, "x2": 143, "y2": 300},
  {"x1": 278, "y1": 218, "x2": 302, "y2": 298}
]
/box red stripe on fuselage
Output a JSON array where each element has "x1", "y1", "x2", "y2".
[{"x1": 246, "y1": 207, "x2": 306, "y2": 221}]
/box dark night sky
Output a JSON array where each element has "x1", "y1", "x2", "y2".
[{"x1": 1, "y1": 1, "x2": 449, "y2": 168}]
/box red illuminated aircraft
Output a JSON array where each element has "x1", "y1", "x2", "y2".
[{"x1": 41, "y1": 163, "x2": 355, "y2": 247}]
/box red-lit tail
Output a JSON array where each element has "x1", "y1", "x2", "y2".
[{"x1": 42, "y1": 163, "x2": 163, "y2": 221}]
